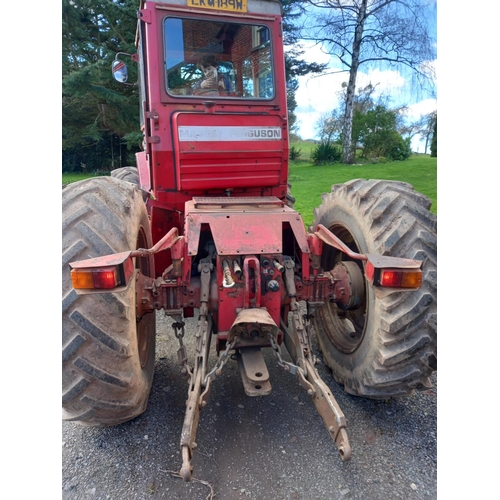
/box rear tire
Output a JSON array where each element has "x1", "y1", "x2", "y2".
[
  {"x1": 312, "y1": 179, "x2": 437, "y2": 398},
  {"x1": 110, "y1": 166, "x2": 148, "y2": 201},
  {"x1": 62, "y1": 177, "x2": 156, "y2": 425},
  {"x1": 110, "y1": 166, "x2": 140, "y2": 186}
]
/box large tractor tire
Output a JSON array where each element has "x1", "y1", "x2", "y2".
[
  {"x1": 110, "y1": 166, "x2": 149, "y2": 201},
  {"x1": 312, "y1": 179, "x2": 437, "y2": 399},
  {"x1": 110, "y1": 166, "x2": 140, "y2": 185},
  {"x1": 62, "y1": 177, "x2": 156, "y2": 426}
]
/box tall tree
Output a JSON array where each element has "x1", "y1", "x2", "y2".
[
  {"x1": 300, "y1": 0, "x2": 436, "y2": 163},
  {"x1": 424, "y1": 110, "x2": 437, "y2": 155},
  {"x1": 62, "y1": 0, "x2": 141, "y2": 172},
  {"x1": 430, "y1": 114, "x2": 437, "y2": 157}
]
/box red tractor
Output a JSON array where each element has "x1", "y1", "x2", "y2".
[{"x1": 62, "y1": 0, "x2": 437, "y2": 481}]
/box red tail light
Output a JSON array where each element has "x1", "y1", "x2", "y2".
[
  {"x1": 71, "y1": 267, "x2": 121, "y2": 290},
  {"x1": 366, "y1": 261, "x2": 422, "y2": 289}
]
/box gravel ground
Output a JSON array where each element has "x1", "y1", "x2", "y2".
[{"x1": 62, "y1": 312, "x2": 437, "y2": 500}]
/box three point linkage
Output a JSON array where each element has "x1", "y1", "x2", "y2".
[{"x1": 172, "y1": 260, "x2": 351, "y2": 482}]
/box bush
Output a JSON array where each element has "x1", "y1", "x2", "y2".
[
  {"x1": 368, "y1": 156, "x2": 388, "y2": 164},
  {"x1": 388, "y1": 136, "x2": 412, "y2": 161},
  {"x1": 362, "y1": 130, "x2": 411, "y2": 161},
  {"x1": 289, "y1": 146, "x2": 302, "y2": 160},
  {"x1": 311, "y1": 141, "x2": 341, "y2": 165}
]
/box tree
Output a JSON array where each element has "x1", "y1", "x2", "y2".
[
  {"x1": 316, "y1": 87, "x2": 410, "y2": 161},
  {"x1": 355, "y1": 104, "x2": 411, "y2": 161},
  {"x1": 286, "y1": 76, "x2": 301, "y2": 138},
  {"x1": 315, "y1": 109, "x2": 343, "y2": 142},
  {"x1": 62, "y1": 0, "x2": 141, "y2": 172},
  {"x1": 430, "y1": 115, "x2": 437, "y2": 157},
  {"x1": 398, "y1": 110, "x2": 436, "y2": 154},
  {"x1": 424, "y1": 111, "x2": 437, "y2": 155},
  {"x1": 316, "y1": 83, "x2": 377, "y2": 146},
  {"x1": 300, "y1": 0, "x2": 436, "y2": 163}
]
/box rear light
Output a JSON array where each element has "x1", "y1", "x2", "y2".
[
  {"x1": 69, "y1": 251, "x2": 134, "y2": 291},
  {"x1": 380, "y1": 269, "x2": 422, "y2": 288},
  {"x1": 366, "y1": 261, "x2": 422, "y2": 289},
  {"x1": 71, "y1": 266, "x2": 121, "y2": 290}
]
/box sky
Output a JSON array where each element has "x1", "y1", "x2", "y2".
[
  {"x1": 289, "y1": 5, "x2": 437, "y2": 153},
  {"x1": 293, "y1": 42, "x2": 437, "y2": 152}
]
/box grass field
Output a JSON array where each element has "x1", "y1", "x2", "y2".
[
  {"x1": 62, "y1": 173, "x2": 102, "y2": 187},
  {"x1": 63, "y1": 145, "x2": 437, "y2": 229},
  {"x1": 288, "y1": 142, "x2": 437, "y2": 228}
]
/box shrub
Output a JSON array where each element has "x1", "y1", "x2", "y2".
[
  {"x1": 369, "y1": 156, "x2": 388, "y2": 164},
  {"x1": 388, "y1": 136, "x2": 412, "y2": 161},
  {"x1": 289, "y1": 146, "x2": 302, "y2": 160},
  {"x1": 311, "y1": 141, "x2": 341, "y2": 165},
  {"x1": 362, "y1": 130, "x2": 411, "y2": 161}
]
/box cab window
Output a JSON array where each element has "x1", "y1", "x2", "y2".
[{"x1": 164, "y1": 17, "x2": 274, "y2": 99}]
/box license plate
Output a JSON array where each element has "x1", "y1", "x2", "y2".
[{"x1": 186, "y1": 0, "x2": 248, "y2": 13}]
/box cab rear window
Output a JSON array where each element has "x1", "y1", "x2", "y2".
[{"x1": 164, "y1": 17, "x2": 274, "y2": 99}]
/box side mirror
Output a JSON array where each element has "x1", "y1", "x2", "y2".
[{"x1": 112, "y1": 59, "x2": 128, "y2": 83}]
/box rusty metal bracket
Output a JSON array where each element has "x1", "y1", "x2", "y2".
[
  {"x1": 278, "y1": 262, "x2": 351, "y2": 460},
  {"x1": 179, "y1": 263, "x2": 212, "y2": 482},
  {"x1": 314, "y1": 224, "x2": 367, "y2": 261},
  {"x1": 236, "y1": 347, "x2": 272, "y2": 396},
  {"x1": 178, "y1": 263, "x2": 235, "y2": 482},
  {"x1": 179, "y1": 321, "x2": 210, "y2": 481}
]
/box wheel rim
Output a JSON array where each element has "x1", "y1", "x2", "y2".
[
  {"x1": 136, "y1": 226, "x2": 153, "y2": 368},
  {"x1": 318, "y1": 222, "x2": 368, "y2": 354}
]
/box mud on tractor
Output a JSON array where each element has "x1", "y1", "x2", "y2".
[{"x1": 62, "y1": 0, "x2": 437, "y2": 481}]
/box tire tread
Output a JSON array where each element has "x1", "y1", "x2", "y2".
[{"x1": 312, "y1": 179, "x2": 437, "y2": 398}]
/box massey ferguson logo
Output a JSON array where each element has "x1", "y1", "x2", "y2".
[
  {"x1": 178, "y1": 126, "x2": 282, "y2": 141},
  {"x1": 246, "y1": 128, "x2": 281, "y2": 138}
]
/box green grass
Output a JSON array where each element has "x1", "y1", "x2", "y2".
[
  {"x1": 289, "y1": 145, "x2": 436, "y2": 228},
  {"x1": 62, "y1": 172, "x2": 105, "y2": 187},
  {"x1": 288, "y1": 139, "x2": 317, "y2": 160}
]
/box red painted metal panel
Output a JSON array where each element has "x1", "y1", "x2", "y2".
[
  {"x1": 172, "y1": 112, "x2": 284, "y2": 191},
  {"x1": 184, "y1": 198, "x2": 309, "y2": 256},
  {"x1": 136, "y1": 151, "x2": 151, "y2": 192}
]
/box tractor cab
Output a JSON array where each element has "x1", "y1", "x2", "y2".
[{"x1": 114, "y1": 0, "x2": 289, "y2": 212}]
